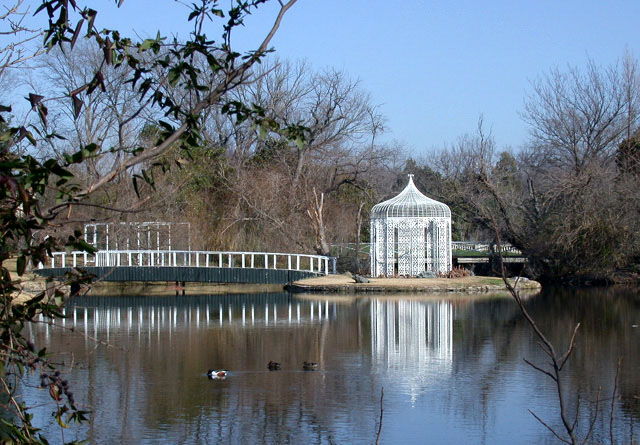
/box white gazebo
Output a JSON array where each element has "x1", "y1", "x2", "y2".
[{"x1": 370, "y1": 175, "x2": 452, "y2": 277}]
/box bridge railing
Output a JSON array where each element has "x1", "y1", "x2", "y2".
[
  {"x1": 41, "y1": 250, "x2": 334, "y2": 275},
  {"x1": 452, "y1": 242, "x2": 521, "y2": 254}
]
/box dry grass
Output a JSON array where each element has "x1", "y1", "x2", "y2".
[
  {"x1": 4, "y1": 257, "x2": 47, "y2": 305},
  {"x1": 293, "y1": 274, "x2": 541, "y2": 293}
]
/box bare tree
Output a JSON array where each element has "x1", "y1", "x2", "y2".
[
  {"x1": 0, "y1": 1, "x2": 42, "y2": 83},
  {"x1": 206, "y1": 59, "x2": 397, "y2": 255},
  {"x1": 427, "y1": 58, "x2": 640, "y2": 281}
]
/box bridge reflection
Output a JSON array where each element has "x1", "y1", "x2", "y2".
[{"x1": 40, "y1": 294, "x2": 336, "y2": 342}]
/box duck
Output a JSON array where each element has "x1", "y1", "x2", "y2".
[
  {"x1": 268, "y1": 361, "x2": 281, "y2": 371},
  {"x1": 207, "y1": 369, "x2": 228, "y2": 379},
  {"x1": 302, "y1": 361, "x2": 318, "y2": 371}
]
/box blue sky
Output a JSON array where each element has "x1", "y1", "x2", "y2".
[{"x1": 96, "y1": 0, "x2": 640, "y2": 155}]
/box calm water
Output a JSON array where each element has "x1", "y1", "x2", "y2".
[{"x1": 22, "y1": 287, "x2": 640, "y2": 444}]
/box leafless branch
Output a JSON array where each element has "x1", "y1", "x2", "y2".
[
  {"x1": 529, "y1": 409, "x2": 573, "y2": 444},
  {"x1": 584, "y1": 388, "x2": 601, "y2": 443}
]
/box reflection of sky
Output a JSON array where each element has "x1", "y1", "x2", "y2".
[{"x1": 371, "y1": 300, "x2": 453, "y2": 404}]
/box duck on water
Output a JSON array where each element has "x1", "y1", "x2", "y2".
[{"x1": 207, "y1": 370, "x2": 228, "y2": 379}]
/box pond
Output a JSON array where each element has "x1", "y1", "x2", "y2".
[{"x1": 22, "y1": 287, "x2": 640, "y2": 444}]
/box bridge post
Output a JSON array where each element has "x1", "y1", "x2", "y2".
[
  {"x1": 296, "y1": 255, "x2": 300, "y2": 270},
  {"x1": 288, "y1": 255, "x2": 292, "y2": 270},
  {"x1": 241, "y1": 254, "x2": 245, "y2": 268},
  {"x1": 251, "y1": 254, "x2": 255, "y2": 268}
]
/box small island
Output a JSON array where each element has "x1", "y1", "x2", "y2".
[{"x1": 289, "y1": 274, "x2": 541, "y2": 294}]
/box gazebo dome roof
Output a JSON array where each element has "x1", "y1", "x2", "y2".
[{"x1": 371, "y1": 175, "x2": 451, "y2": 219}]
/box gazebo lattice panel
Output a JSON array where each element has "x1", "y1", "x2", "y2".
[{"x1": 370, "y1": 176, "x2": 452, "y2": 277}]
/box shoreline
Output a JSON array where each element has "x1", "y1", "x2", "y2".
[{"x1": 288, "y1": 274, "x2": 542, "y2": 294}]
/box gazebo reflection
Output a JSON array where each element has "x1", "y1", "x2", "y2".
[{"x1": 371, "y1": 299, "x2": 453, "y2": 400}]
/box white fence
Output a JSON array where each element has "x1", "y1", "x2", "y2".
[{"x1": 41, "y1": 250, "x2": 334, "y2": 275}]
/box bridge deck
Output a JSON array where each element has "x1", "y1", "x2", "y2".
[{"x1": 35, "y1": 266, "x2": 320, "y2": 285}]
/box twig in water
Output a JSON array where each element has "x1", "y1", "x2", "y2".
[
  {"x1": 610, "y1": 358, "x2": 621, "y2": 445},
  {"x1": 376, "y1": 386, "x2": 384, "y2": 445}
]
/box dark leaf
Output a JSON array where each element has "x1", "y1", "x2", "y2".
[
  {"x1": 132, "y1": 176, "x2": 140, "y2": 197},
  {"x1": 37, "y1": 104, "x2": 48, "y2": 126},
  {"x1": 97, "y1": 71, "x2": 106, "y2": 92},
  {"x1": 104, "y1": 37, "x2": 113, "y2": 65},
  {"x1": 27, "y1": 93, "x2": 44, "y2": 109},
  {"x1": 70, "y1": 18, "x2": 84, "y2": 49},
  {"x1": 16, "y1": 256, "x2": 26, "y2": 276},
  {"x1": 69, "y1": 84, "x2": 88, "y2": 96},
  {"x1": 72, "y1": 95, "x2": 83, "y2": 120},
  {"x1": 86, "y1": 9, "x2": 97, "y2": 32}
]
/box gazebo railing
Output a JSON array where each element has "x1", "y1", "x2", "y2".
[{"x1": 41, "y1": 250, "x2": 335, "y2": 275}]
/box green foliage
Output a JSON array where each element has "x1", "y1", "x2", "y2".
[{"x1": 0, "y1": 129, "x2": 100, "y2": 442}]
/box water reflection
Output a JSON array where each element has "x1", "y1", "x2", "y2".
[
  {"x1": 371, "y1": 300, "x2": 453, "y2": 402},
  {"x1": 21, "y1": 290, "x2": 639, "y2": 444}
]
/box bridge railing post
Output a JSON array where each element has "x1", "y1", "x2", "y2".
[{"x1": 42, "y1": 250, "x2": 338, "y2": 277}]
